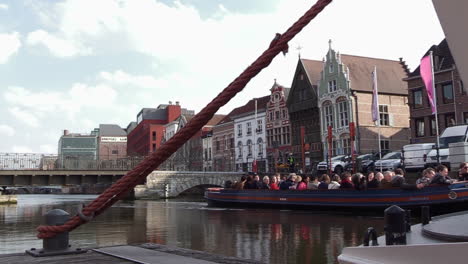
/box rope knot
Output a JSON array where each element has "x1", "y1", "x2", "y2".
[{"x1": 269, "y1": 33, "x2": 289, "y2": 56}]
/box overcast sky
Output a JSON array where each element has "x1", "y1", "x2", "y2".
[{"x1": 0, "y1": 0, "x2": 444, "y2": 154}]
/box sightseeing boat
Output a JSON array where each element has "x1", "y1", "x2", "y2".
[{"x1": 204, "y1": 182, "x2": 468, "y2": 210}]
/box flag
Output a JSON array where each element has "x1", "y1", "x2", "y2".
[
  {"x1": 252, "y1": 159, "x2": 257, "y2": 173},
  {"x1": 420, "y1": 55, "x2": 436, "y2": 114},
  {"x1": 371, "y1": 66, "x2": 379, "y2": 122}
]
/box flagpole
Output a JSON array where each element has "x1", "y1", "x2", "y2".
[
  {"x1": 374, "y1": 66, "x2": 382, "y2": 172},
  {"x1": 430, "y1": 51, "x2": 441, "y2": 164}
]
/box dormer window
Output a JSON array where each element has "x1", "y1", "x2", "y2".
[{"x1": 329, "y1": 63, "x2": 334, "y2": 73}]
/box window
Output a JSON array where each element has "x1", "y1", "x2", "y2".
[
  {"x1": 379, "y1": 105, "x2": 389, "y2": 126},
  {"x1": 323, "y1": 103, "x2": 333, "y2": 128},
  {"x1": 328, "y1": 80, "x2": 337, "y2": 93},
  {"x1": 337, "y1": 100, "x2": 349, "y2": 127},
  {"x1": 413, "y1": 89, "x2": 423, "y2": 108},
  {"x1": 204, "y1": 149, "x2": 208, "y2": 161},
  {"x1": 329, "y1": 63, "x2": 334, "y2": 73},
  {"x1": 415, "y1": 119, "x2": 425, "y2": 137},
  {"x1": 224, "y1": 136, "x2": 228, "y2": 150},
  {"x1": 152, "y1": 131, "x2": 156, "y2": 141},
  {"x1": 246, "y1": 122, "x2": 252, "y2": 135},
  {"x1": 247, "y1": 140, "x2": 253, "y2": 156},
  {"x1": 216, "y1": 140, "x2": 220, "y2": 151},
  {"x1": 275, "y1": 111, "x2": 280, "y2": 120},
  {"x1": 282, "y1": 109, "x2": 287, "y2": 119},
  {"x1": 257, "y1": 138, "x2": 263, "y2": 156},
  {"x1": 464, "y1": 112, "x2": 468, "y2": 124},
  {"x1": 208, "y1": 148, "x2": 211, "y2": 160},
  {"x1": 269, "y1": 111, "x2": 273, "y2": 121},
  {"x1": 230, "y1": 137, "x2": 234, "y2": 148},
  {"x1": 445, "y1": 113, "x2": 456, "y2": 127},
  {"x1": 257, "y1": 119, "x2": 263, "y2": 133},
  {"x1": 237, "y1": 124, "x2": 242, "y2": 136},
  {"x1": 341, "y1": 138, "x2": 351, "y2": 155},
  {"x1": 152, "y1": 144, "x2": 156, "y2": 152},
  {"x1": 442, "y1": 83, "x2": 454, "y2": 104},
  {"x1": 430, "y1": 117, "x2": 437, "y2": 136},
  {"x1": 380, "y1": 140, "x2": 390, "y2": 154},
  {"x1": 111, "y1": 150, "x2": 118, "y2": 155},
  {"x1": 237, "y1": 141, "x2": 243, "y2": 158}
]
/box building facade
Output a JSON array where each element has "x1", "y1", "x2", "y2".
[
  {"x1": 232, "y1": 96, "x2": 269, "y2": 172},
  {"x1": 212, "y1": 115, "x2": 236, "y2": 172},
  {"x1": 318, "y1": 41, "x2": 410, "y2": 157},
  {"x1": 406, "y1": 39, "x2": 467, "y2": 143},
  {"x1": 98, "y1": 124, "x2": 127, "y2": 160},
  {"x1": 265, "y1": 81, "x2": 292, "y2": 173},
  {"x1": 202, "y1": 131, "x2": 213, "y2": 171},
  {"x1": 58, "y1": 129, "x2": 98, "y2": 169},
  {"x1": 287, "y1": 58, "x2": 324, "y2": 173}
]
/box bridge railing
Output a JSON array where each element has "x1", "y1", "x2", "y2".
[{"x1": 0, "y1": 153, "x2": 146, "y2": 171}]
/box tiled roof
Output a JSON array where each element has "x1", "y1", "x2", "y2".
[
  {"x1": 301, "y1": 59, "x2": 323, "y2": 85},
  {"x1": 206, "y1": 114, "x2": 227, "y2": 126},
  {"x1": 340, "y1": 54, "x2": 408, "y2": 95},
  {"x1": 409, "y1": 39, "x2": 455, "y2": 77},
  {"x1": 229, "y1": 95, "x2": 270, "y2": 118}
]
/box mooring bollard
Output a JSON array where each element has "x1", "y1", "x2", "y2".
[
  {"x1": 384, "y1": 205, "x2": 407, "y2": 245},
  {"x1": 421, "y1": 206, "x2": 431, "y2": 225},
  {"x1": 26, "y1": 209, "x2": 86, "y2": 257},
  {"x1": 363, "y1": 227, "x2": 379, "y2": 246},
  {"x1": 405, "y1": 209, "x2": 411, "y2": 232}
]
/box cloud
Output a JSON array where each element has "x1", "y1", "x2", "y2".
[
  {"x1": 0, "y1": 125, "x2": 15, "y2": 136},
  {"x1": 27, "y1": 29, "x2": 91, "y2": 57},
  {"x1": 0, "y1": 32, "x2": 21, "y2": 64},
  {"x1": 8, "y1": 107, "x2": 40, "y2": 127},
  {"x1": 99, "y1": 70, "x2": 169, "y2": 89},
  {"x1": 40, "y1": 144, "x2": 57, "y2": 154},
  {"x1": 12, "y1": 146, "x2": 33, "y2": 153},
  {"x1": 0, "y1": 4, "x2": 8, "y2": 10}
]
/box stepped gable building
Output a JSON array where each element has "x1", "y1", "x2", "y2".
[
  {"x1": 405, "y1": 39, "x2": 467, "y2": 143},
  {"x1": 318, "y1": 41, "x2": 410, "y2": 158},
  {"x1": 265, "y1": 80, "x2": 292, "y2": 172},
  {"x1": 126, "y1": 102, "x2": 193, "y2": 156},
  {"x1": 98, "y1": 124, "x2": 127, "y2": 160},
  {"x1": 212, "y1": 111, "x2": 236, "y2": 172},
  {"x1": 231, "y1": 96, "x2": 269, "y2": 172},
  {"x1": 286, "y1": 58, "x2": 323, "y2": 172}
]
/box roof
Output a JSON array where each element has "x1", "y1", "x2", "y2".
[
  {"x1": 340, "y1": 54, "x2": 408, "y2": 95},
  {"x1": 99, "y1": 124, "x2": 126, "y2": 136},
  {"x1": 206, "y1": 114, "x2": 226, "y2": 126},
  {"x1": 229, "y1": 95, "x2": 270, "y2": 119},
  {"x1": 409, "y1": 39, "x2": 455, "y2": 77},
  {"x1": 300, "y1": 58, "x2": 323, "y2": 85},
  {"x1": 137, "y1": 108, "x2": 167, "y2": 121}
]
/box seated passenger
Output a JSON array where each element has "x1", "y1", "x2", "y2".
[
  {"x1": 391, "y1": 168, "x2": 405, "y2": 188},
  {"x1": 253, "y1": 174, "x2": 263, "y2": 189},
  {"x1": 269, "y1": 176, "x2": 280, "y2": 190},
  {"x1": 296, "y1": 176, "x2": 307, "y2": 190},
  {"x1": 279, "y1": 174, "x2": 295, "y2": 190},
  {"x1": 367, "y1": 172, "x2": 379, "y2": 188},
  {"x1": 307, "y1": 175, "x2": 320, "y2": 189},
  {"x1": 234, "y1": 176, "x2": 247, "y2": 190},
  {"x1": 430, "y1": 165, "x2": 453, "y2": 185},
  {"x1": 328, "y1": 174, "x2": 341, "y2": 189},
  {"x1": 244, "y1": 175, "x2": 257, "y2": 189},
  {"x1": 380, "y1": 171, "x2": 393, "y2": 189},
  {"x1": 260, "y1": 175, "x2": 271, "y2": 189},
  {"x1": 352, "y1": 173, "x2": 366, "y2": 190},
  {"x1": 416, "y1": 168, "x2": 435, "y2": 186},
  {"x1": 318, "y1": 174, "x2": 330, "y2": 190},
  {"x1": 340, "y1": 172, "x2": 354, "y2": 189},
  {"x1": 458, "y1": 162, "x2": 468, "y2": 181}
]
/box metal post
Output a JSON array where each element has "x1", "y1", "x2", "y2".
[
  {"x1": 26, "y1": 209, "x2": 86, "y2": 257},
  {"x1": 384, "y1": 205, "x2": 407, "y2": 245},
  {"x1": 421, "y1": 206, "x2": 431, "y2": 225}
]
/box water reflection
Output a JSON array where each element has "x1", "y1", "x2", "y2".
[{"x1": 0, "y1": 195, "x2": 384, "y2": 264}]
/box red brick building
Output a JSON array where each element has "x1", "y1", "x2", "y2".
[
  {"x1": 126, "y1": 103, "x2": 182, "y2": 156},
  {"x1": 406, "y1": 39, "x2": 467, "y2": 143},
  {"x1": 212, "y1": 112, "x2": 235, "y2": 171}
]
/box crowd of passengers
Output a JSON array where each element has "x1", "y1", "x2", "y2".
[{"x1": 230, "y1": 162, "x2": 468, "y2": 191}]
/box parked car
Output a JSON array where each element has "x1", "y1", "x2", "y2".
[
  {"x1": 426, "y1": 125, "x2": 468, "y2": 169},
  {"x1": 317, "y1": 155, "x2": 349, "y2": 174},
  {"x1": 402, "y1": 143, "x2": 435, "y2": 171},
  {"x1": 374, "y1": 151, "x2": 402, "y2": 171},
  {"x1": 345, "y1": 153, "x2": 380, "y2": 173}
]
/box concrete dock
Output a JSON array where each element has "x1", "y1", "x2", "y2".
[{"x1": 2, "y1": 244, "x2": 262, "y2": 264}]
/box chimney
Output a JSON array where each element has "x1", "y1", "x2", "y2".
[
  {"x1": 63, "y1": 129, "x2": 69, "y2": 136},
  {"x1": 175, "y1": 101, "x2": 180, "y2": 106},
  {"x1": 169, "y1": 101, "x2": 172, "y2": 105}
]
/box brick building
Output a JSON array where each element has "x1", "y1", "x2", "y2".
[
  {"x1": 265, "y1": 80, "x2": 291, "y2": 172},
  {"x1": 318, "y1": 41, "x2": 410, "y2": 158},
  {"x1": 286, "y1": 58, "x2": 323, "y2": 172},
  {"x1": 212, "y1": 113, "x2": 235, "y2": 172},
  {"x1": 405, "y1": 39, "x2": 467, "y2": 143},
  {"x1": 98, "y1": 124, "x2": 127, "y2": 160}
]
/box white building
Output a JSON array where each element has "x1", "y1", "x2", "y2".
[
  {"x1": 232, "y1": 96, "x2": 269, "y2": 172},
  {"x1": 202, "y1": 131, "x2": 213, "y2": 171}
]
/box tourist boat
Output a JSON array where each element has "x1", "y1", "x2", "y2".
[{"x1": 204, "y1": 182, "x2": 468, "y2": 210}]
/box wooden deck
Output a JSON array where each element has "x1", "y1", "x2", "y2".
[{"x1": 1, "y1": 244, "x2": 262, "y2": 264}]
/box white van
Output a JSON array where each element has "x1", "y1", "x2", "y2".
[
  {"x1": 426, "y1": 125, "x2": 468, "y2": 169},
  {"x1": 402, "y1": 143, "x2": 435, "y2": 171}
]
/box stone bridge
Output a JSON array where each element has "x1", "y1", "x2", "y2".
[{"x1": 135, "y1": 171, "x2": 243, "y2": 199}]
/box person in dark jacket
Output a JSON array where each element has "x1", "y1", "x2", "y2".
[
  {"x1": 391, "y1": 168, "x2": 425, "y2": 190},
  {"x1": 340, "y1": 172, "x2": 354, "y2": 189},
  {"x1": 318, "y1": 174, "x2": 330, "y2": 190},
  {"x1": 366, "y1": 172, "x2": 379, "y2": 188},
  {"x1": 458, "y1": 162, "x2": 468, "y2": 181},
  {"x1": 279, "y1": 174, "x2": 295, "y2": 190},
  {"x1": 430, "y1": 165, "x2": 453, "y2": 185}
]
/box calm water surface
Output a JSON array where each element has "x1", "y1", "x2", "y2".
[{"x1": 0, "y1": 195, "x2": 385, "y2": 264}]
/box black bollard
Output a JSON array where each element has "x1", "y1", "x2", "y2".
[
  {"x1": 405, "y1": 209, "x2": 411, "y2": 232},
  {"x1": 384, "y1": 205, "x2": 407, "y2": 245},
  {"x1": 26, "y1": 209, "x2": 86, "y2": 257},
  {"x1": 363, "y1": 227, "x2": 379, "y2": 246},
  {"x1": 421, "y1": 206, "x2": 431, "y2": 225}
]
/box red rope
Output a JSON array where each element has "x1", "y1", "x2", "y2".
[{"x1": 37, "y1": 0, "x2": 333, "y2": 239}]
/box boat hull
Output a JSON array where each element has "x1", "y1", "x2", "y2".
[{"x1": 205, "y1": 183, "x2": 468, "y2": 210}]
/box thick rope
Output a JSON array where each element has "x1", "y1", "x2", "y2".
[{"x1": 37, "y1": 0, "x2": 333, "y2": 239}]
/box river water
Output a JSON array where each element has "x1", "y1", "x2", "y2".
[{"x1": 0, "y1": 195, "x2": 385, "y2": 264}]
